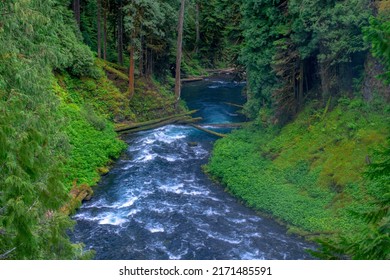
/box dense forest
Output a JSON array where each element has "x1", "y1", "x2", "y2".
[{"x1": 0, "y1": 0, "x2": 389, "y2": 260}]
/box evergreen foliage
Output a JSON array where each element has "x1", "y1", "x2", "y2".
[
  {"x1": 194, "y1": 0, "x2": 226, "y2": 66},
  {"x1": 123, "y1": 0, "x2": 166, "y2": 59},
  {"x1": 310, "y1": 140, "x2": 390, "y2": 260},
  {"x1": 186, "y1": 0, "x2": 243, "y2": 67},
  {"x1": 311, "y1": 3, "x2": 390, "y2": 259},
  {"x1": 363, "y1": 7, "x2": 390, "y2": 82},
  {"x1": 0, "y1": 0, "x2": 95, "y2": 259},
  {"x1": 240, "y1": 0, "x2": 287, "y2": 118},
  {"x1": 240, "y1": 0, "x2": 371, "y2": 121}
]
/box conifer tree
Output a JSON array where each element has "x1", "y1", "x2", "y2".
[
  {"x1": 175, "y1": 0, "x2": 186, "y2": 108},
  {"x1": 0, "y1": 0, "x2": 93, "y2": 259}
]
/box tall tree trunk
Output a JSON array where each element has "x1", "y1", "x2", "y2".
[
  {"x1": 320, "y1": 62, "x2": 330, "y2": 104},
  {"x1": 118, "y1": 1, "x2": 124, "y2": 65},
  {"x1": 73, "y1": 0, "x2": 81, "y2": 27},
  {"x1": 129, "y1": 39, "x2": 135, "y2": 100},
  {"x1": 340, "y1": 62, "x2": 353, "y2": 96},
  {"x1": 139, "y1": 35, "x2": 143, "y2": 77},
  {"x1": 129, "y1": 46, "x2": 135, "y2": 100},
  {"x1": 145, "y1": 46, "x2": 148, "y2": 76},
  {"x1": 97, "y1": 0, "x2": 102, "y2": 58},
  {"x1": 148, "y1": 39, "x2": 153, "y2": 76},
  {"x1": 195, "y1": 2, "x2": 200, "y2": 54},
  {"x1": 175, "y1": 0, "x2": 186, "y2": 109},
  {"x1": 103, "y1": 0, "x2": 108, "y2": 60},
  {"x1": 149, "y1": 49, "x2": 153, "y2": 76}
]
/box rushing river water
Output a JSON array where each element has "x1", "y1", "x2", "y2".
[{"x1": 71, "y1": 78, "x2": 314, "y2": 260}]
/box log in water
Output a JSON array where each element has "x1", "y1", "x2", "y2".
[{"x1": 70, "y1": 78, "x2": 314, "y2": 260}]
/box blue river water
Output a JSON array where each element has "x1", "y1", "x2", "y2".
[{"x1": 70, "y1": 78, "x2": 314, "y2": 260}]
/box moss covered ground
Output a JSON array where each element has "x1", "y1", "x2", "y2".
[{"x1": 206, "y1": 97, "x2": 389, "y2": 239}]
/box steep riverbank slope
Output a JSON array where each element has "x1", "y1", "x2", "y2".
[
  {"x1": 207, "y1": 96, "x2": 389, "y2": 249},
  {"x1": 56, "y1": 61, "x2": 180, "y2": 193}
]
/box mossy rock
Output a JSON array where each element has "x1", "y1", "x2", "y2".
[
  {"x1": 98, "y1": 166, "x2": 110, "y2": 175},
  {"x1": 61, "y1": 183, "x2": 94, "y2": 215}
]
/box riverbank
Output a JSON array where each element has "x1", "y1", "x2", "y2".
[
  {"x1": 206, "y1": 98, "x2": 389, "y2": 242},
  {"x1": 181, "y1": 68, "x2": 239, "y2": 83},
  {"x1": 57, "y1": 60, "x2": 186, "y2": 212}
]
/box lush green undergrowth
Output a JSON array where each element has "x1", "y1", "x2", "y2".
[
  {"x1": 182, "y1": 56, "x2": 209, "y2": 77},
  {"x1": 207, "y1": 97, "x2": 389, "y2": 238},
  {"x1": 61, "y1": 105, "x2": 125, "y2": 190},
  {"x1": 53, "y1": 73, "x2": 124, "y2": 190},
  {"x1": 53, "y1": 60, "x2": 181, "y2": 191},
  {"x1": 97, "y1": 59, "x2": 182, "y2": 122},
  {"x1": 129, "y1": 77, "x2": 179, "y2": 121},
  {"x1": 56, "y1": 70, "x2": 133, "y2": 122}
]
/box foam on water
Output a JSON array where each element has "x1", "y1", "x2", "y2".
[
  {"x1": 134, "y1": 151, "x2": 157, "y2": 162},
  {"x1": 182, "y1": 189, "x2": 210, "y2": 196},
  {"x1": 248, "y1": 216, "x2": 262, "y2": 222},
  {"x1": 183, "y1": 178, "x2": 195, "y2": 183},
  {"x1": 99, "y1": 215, "x2": 127, "y2": 226},
  {"x1": 204, "y1": 208, "x2": 223, "y2": 216},
  {"x1": 146, "y1": 226, "x2": 165, "y2": 233},
  {"x1": 144, "y1": 138, "x2": 156, "y2": 145},
  {"x1": 227, "y1": 218, "x2": 247, "y2": 224},
  {"x1": 79, "y1": 198, "x2": 122, "y2": 210},
  {"x1": 248, "y1": 232, "x2": 262, "y2": 238},
  {"x1": 73, "y1": 212, "x2": 101, "y2": 221},
  {"x1": 160, "y1": 183, "x2": 184, "y2": 194},
  {"x1": 77, "y1": 211, "x2": 127, "y2": 226},
  {"x1": 206, "y1": 231, "x2": 243, "y2": 245},
  {"x1": 121, "y1": 164, "x2": 133, "y2": 170},
  {"x1": 158, "y1": 155, "x2": 183, "y2": 162},
  {"x1": 192, "y1": 146, "x2": 208, "y2": 157},
  {"x1": 158, "y1": 182, "x2": 211, "y2": 197},
  {"x1": 127, "y1": 209, "x2": 141, "y2": 216},
  {"x1": 168, "y1": 248, "x2": 189, "y2": 260},
  {"x1": 78, "y1": 199, "x2": 108, "y2": 209},
  {"x1": 240, "y1": 250, "x2": 264, "y2": 260},
  {"x1": 150, "y1": 207, "x2": 165, "y2": 214},
  {"x1": 207, "y1": 80, "x2": 238, "y2": 89},
  {"x1": 118, "y1": 197, "x2": 138, "y2": 208},
  {"x1": 211, "y1": 198, "x2": 224, "y2": 203},
  {"x1": 150, "y1": 130, "x2": 187, "y2": 144}
]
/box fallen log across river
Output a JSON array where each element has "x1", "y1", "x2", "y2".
[{"x1": 115, "y1": 110, "x2": 201, "y2": 134}]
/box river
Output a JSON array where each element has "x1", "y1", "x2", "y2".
[{"x1": 70, "y1": 78, "x2": 314, "y2": 260}]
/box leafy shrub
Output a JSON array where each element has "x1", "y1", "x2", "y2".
[
  {"x1": 61, "y1": 104, "x2": 126, "y2": 189},
  {"x1": 81, "y1": 104, "x2": 106, "y2": 131},
  {"x1": 68, "y1": 44, "x2": 96, "y2": 77}
]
